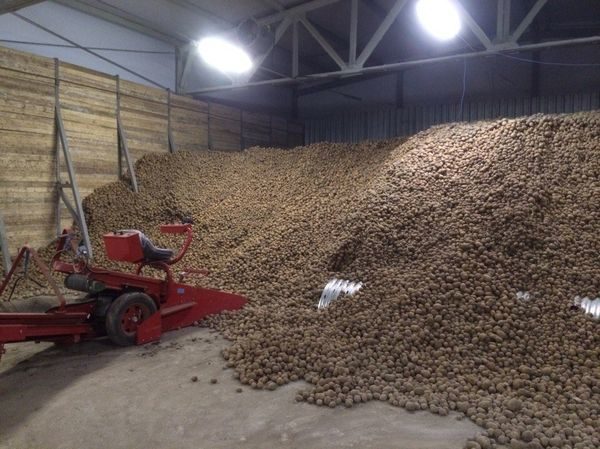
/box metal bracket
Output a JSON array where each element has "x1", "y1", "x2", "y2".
[
  {"x1": 0, "y1": 211, "x2": 11, "y2": 275},
  {"x1": 116, "y1": 76, "x2": 139, "y2": 193},
  {"x1": 54, "y1": 58, "x2": 93, "y2": 259}
]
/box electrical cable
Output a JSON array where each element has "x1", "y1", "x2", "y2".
[
  {"x1": 0, "y1": 39, "x2": 174, "y2": 54},
  {"x1": 494, "y1": 51, "x2": 600, "y2": 67},
  {"x1": 12, "y1": 12, "x2": 168, "y2": 89},
  {"x1": 459, "y1": 33, "x2": 600, "y2": 67}
]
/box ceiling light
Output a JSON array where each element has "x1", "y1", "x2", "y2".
[
  {"x1": 416, "y1": 0, "x2": 461, "y2": 41},
  {"x1": 196, "y1": 37, "x2": 253, "y2": 74}
]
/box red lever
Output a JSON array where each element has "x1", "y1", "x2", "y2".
[{"x1": 160, "y1": 224, "x2": 189, "y2": 234}]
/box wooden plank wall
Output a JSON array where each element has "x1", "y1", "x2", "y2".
[
  {"x1": 0, "y1": 46, "x2": 304, "y2": 253},
  {"x1": 0, "y1": 48, "x2": 55, "y2": 248}
]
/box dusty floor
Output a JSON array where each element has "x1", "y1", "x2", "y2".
[{"x1": 0, "y1": 327, "x2": 482, "y2": 449}]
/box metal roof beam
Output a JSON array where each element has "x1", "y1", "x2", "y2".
[
  {"x1": 510, "y1": 0, "x2": 548, "y2": 43},
  {"x1": 455, "y1": 0, "x2": 493, "y2": 49},
  {"x1": 187, "y1": 35, "x2": 600, "y2": 93},
  {"x1": 361, "y1": 0, "x2": 387, "y2": 20},
  {"x1": 244, "y1": 17, "x2": 292, "y2": 82},
  {"x1": 257, "y1": 0, "x2": 343, "y2": 25},
  {"x1": 163, "y1": 0, "x2": 231, "y2": 29},
  {"x1": 0, "y1": 0, "x2": 45, "y2": 14},
  {"x1": 349, "y1": 0, "x2": 358, "y2": 66},
  {"x1": 254, "y1": 0, "x2": 353, "y2": 77},
  {"x1": 356, "y1": 0, "x2": 408, "y2": 67},
  {"x1": 297, "y1": 71, "x2": 388, "y2": 96},
  {"x1": 496, "y1": 0, "x2": 511, "y2": 42},
  {"x1": 300, "y1": 16, "x2": 347, "y2": 69},
  {"x1": 55, "y1": 0, "x2": 306, "y2": 87},
  {"x1": 52, "y1": 0, "x2": 186, "y2": 46},
  {"x1": 292, "y1": 20, "x2": 299, "y2": 77},
  {"x1": 258, "y1": 0, "x2": 285, "y2": 13}
]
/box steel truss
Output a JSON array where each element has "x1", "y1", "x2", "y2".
[{"x1": 184, "y1": 0, "x2": 599, "y2": 94}]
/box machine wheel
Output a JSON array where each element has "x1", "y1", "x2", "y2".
[{"x1": 105, "y1": 292, "x2": 157, "y2": 346}]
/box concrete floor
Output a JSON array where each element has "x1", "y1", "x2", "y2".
[{"x1": 0, "y1": 327, "x2": 482, "y2": 449}]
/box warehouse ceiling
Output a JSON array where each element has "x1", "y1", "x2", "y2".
[{"x1": 3, "y1": 0, "x2": 600, "y2": 95}]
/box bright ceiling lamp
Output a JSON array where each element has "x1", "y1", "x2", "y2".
[
  {"x1": 196, "y1": 36, "x2": 253, "y2": 74},
  {"x1": 416, "y1": 0, "x2": 461, "y2": 40}
]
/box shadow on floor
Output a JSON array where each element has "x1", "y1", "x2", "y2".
[{"x1": 0, "y1": 338, "x2": 126, "y2": 435}]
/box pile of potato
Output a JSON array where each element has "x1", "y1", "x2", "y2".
[{"x1": 24, "y1": 112, "x2": 600, "y2": 448}]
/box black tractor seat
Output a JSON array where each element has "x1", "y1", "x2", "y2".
[{"x1": 139, "y1": 233, "x2": 174, "y2": 262}]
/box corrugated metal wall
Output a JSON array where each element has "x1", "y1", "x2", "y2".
[{"x1": 304, "y1": 91, "x2": 600, "y2": 143}]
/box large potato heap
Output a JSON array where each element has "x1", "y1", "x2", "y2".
[{"x1": 75, "y1": 112, "x2": 600, "y2": 448}]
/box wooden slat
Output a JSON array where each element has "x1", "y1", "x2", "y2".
[
  {"x1": 242, "y1": 110, "x2": 270, "y2": 127},
  {"x1": 0, "y1": 97, "x2": 54, "y2": 119},
  {"x1": 62, "y1": 109, "x2": 117, "y2": 130},
  {"x1": 244, "y1": 125, "x2": 271, "y2": 142},
  {"x1": 0, "y1": 131, "x2": 53, "y2": 151},
  {"x1": 211, "y1": 114, "x2": 241, "y2": 150},
  {"x1": 0, "y1": 68, "x2": 54, "y2": 101},
  {"x1": 0, "y1": 112, "x2": 54, "y2": 134},
  {"x1": 210, "y1": 102, "x2": 240, "y2": 121},
  {"x1": 0, "y1": 46, "x2": 54, "y2": 78},
  {"x1": 121, "y1": 96, "x2": 168, "y2": 117},
  {"x1": 59, "y1": 61, "x2": 116, "y2": 92},
  {"x1": 120, "y1": 79, "x2": 167, "y2": 102},
  {"x1": 171, "y1": 94, "x2": 208, "y2": 113}
]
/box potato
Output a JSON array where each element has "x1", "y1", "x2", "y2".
[{"x1": 7, "y1": 112, "x2": 599, "y2": 448}]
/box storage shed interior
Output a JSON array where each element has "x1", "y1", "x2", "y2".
[{"x1": 0, "y1": 1, "x2": 598, "y2": 449}]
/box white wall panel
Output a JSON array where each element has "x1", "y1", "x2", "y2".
[{"x1": 0, "y1": 2, "x2": 175, "y2": 89}]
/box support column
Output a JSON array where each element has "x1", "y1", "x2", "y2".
[
  {"x1": 292, "y1": 20, "x2": 299, "y2": 78},
  {"x1": 0, "y1": 212, "x2": 11, "y2": 274},
  {"x1": 167, "y1": 89, "x2": 175, "y2": 153},
  {"x1": 496, "y1": 0, "x2": 511, "y2": 42},
  {"x1": 54, "y1": 58, "x2": 93, "y2": 259},
  {"x1": 349, "y1": 0, "x2": 358, "y2": 67},
  {"x1": 116, "y1": 75, "x2": 139, "y2": 192}
]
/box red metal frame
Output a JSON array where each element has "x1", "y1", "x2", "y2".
[
  {"x1": 0, "y1": 223, "x2": 247, "y2": 361},
  {"x1": 0, "y1": 246, "x2": 67, "y2": 309}
]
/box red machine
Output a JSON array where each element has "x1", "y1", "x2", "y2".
[{"x1": 0, "y1": 222, "x2": 246, "y2": 360}]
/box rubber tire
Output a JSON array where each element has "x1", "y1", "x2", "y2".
[{"x1": 105, "y1": 292, "x2": 157, "y2": 346}]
